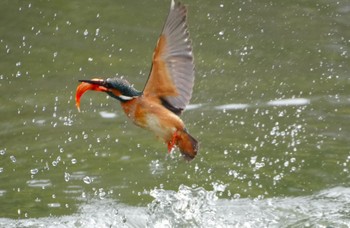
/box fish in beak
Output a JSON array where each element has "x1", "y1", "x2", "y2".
[{"x1": 75, "y1": 78, "x2": 108, "y2": 112}]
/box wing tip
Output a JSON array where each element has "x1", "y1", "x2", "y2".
[
  {"x1": 170, "y1": 0, "x2": 187, "y2": 14},
  {"x1": 170, "y1": 0, "x2": 175, "y2": 10}
]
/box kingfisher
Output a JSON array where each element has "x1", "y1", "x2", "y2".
[{"x1": 75, "y1": 0, "x2": 198, "y2": 160}]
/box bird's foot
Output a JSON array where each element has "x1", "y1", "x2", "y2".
[{"x1": 167, "y1": 130, "x2": 179, "y2": 153}]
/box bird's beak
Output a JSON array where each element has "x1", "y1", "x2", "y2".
[{"x1": 75, "y1": 78, "x2": 109, "y2": 112}]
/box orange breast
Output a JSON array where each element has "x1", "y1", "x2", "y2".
[{"x1": 121, "y1": 96, "x2": 184, "y2": 142}]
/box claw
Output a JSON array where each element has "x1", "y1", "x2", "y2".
[{"x1": 167, "y1": 130, "x2": 178, "y2": 153}]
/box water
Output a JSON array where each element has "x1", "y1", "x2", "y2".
[
  {"x1": 1, "y1": 185, "x2": 350, "y2": 227},
  {"x1": 1, "y1": 0, "x2": 350, "y2": 227}
]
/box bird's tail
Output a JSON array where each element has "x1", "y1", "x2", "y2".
[{"x1": 176, "y1": 129, "x2": 198, "y2": 160}]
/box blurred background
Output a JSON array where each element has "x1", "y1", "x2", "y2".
[{"x1": 0, "y1": 0, "x2": 349, "y2": 226}]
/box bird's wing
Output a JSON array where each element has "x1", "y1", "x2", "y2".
[{"x1": 143, "y1": 0, "x2": 194, "y2": 115}]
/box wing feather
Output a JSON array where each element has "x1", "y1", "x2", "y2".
[{"x1": 143, "y1": 0, "x2": 195, "y2": 115}]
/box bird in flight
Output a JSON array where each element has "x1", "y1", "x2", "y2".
[{"x1": 75, "y1": 0, "x2": 198, "y2": 160}]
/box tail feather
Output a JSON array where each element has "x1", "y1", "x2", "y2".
[{"x1": 176, "y1": 130, "x2": 198, "y2": 160}]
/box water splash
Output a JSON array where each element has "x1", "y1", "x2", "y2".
[
  {"x1": 147, "y1": 184, "x2": 226, "y2": 227},
  {"x1": 0, "y1": 187, "x2": 349, "y2": 227}
]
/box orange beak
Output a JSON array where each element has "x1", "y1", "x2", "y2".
[{"x1": 75, "y1": 78, "x2": 109, "y2": 112}]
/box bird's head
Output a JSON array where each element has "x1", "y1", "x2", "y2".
[{"x1": 75, "y1": 77, "x2": 142, "y2": 111}]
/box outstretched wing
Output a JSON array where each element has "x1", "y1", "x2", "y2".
[{"x1": 143, "y1": 0, "x2": 194, "y2": 115}]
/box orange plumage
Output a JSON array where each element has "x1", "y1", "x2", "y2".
[{"x1": 75, "y1": 0, "x2": 198, "y2": 160}]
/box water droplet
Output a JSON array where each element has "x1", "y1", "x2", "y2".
[
  {"x1": 233, "y1": 193, "x2": 241, "y2": 199},
  {"x1": 30, "y1": 168, "x2": 38, "y2": 175},
  {"x1": 0, "y1": 149, "x2": 6, "y2": 155},
  {"x1": 250, "y1": 156, "x2": 257, "y2": 164},
  {"x1": 98, "y1": 188, "x2": 106, "y2": 199},
  {"x1": 194, "y1": 164, "x2": 199, "y2": 172},
  {"x1": 83, "y1": 176, "x2": 92, "y2": 184},
  {"x1": 10, "y1": 155, "x2": 16, "y2": 163},
  {"x1": 64, "y1": 172, "x2": 70, "y2": 182}
]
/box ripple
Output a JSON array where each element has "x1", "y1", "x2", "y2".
[
  {"x1": 99, "y1": 111, "x2": 117, "y2": 119},
  {"x1": 69, "y1": 171, "x2": 88, "y2": 180},
  {"x1": 47, "y1": 203, "x2": 61, "y2": 208},
  {"x1": 63, "y1": 185, "x2": 83, "y2": 195},
  {"x1": 215, "y1": 103, "x2": 250, "y2": 110},
  {"x1": 26, "y1": 179, "x2": 52, "y2": 188},
  {"x1": 186, "y1": 103, "x2": 202, "y2": 110},
  {"x1": 267, "y1": 98, "x2": 310, "y2": 106},
  {"x1": 0, "y1": 190, "x2": 6, "y2": 197}
]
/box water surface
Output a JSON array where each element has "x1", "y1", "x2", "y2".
[{"x1": 0, "y1": 0, "x2": 349, "y2": 226}]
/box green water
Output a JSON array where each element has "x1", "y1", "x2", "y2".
[{"x1": 0, "y1": 0, "x2": 349, "y2": 224}]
